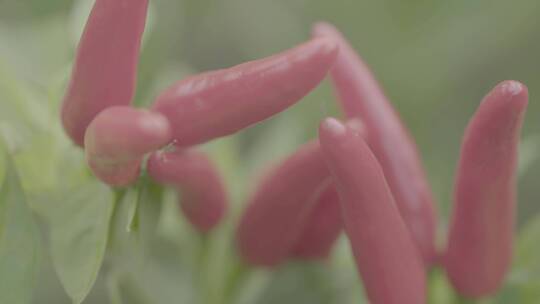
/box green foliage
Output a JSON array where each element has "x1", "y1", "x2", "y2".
[
  {"x1": 131, "y1": 176, "x2": 163, "y2": 246},
  {"x1": 505, "y1": 214, "x2": 540, "y2": 302},
  {"x1": 108, "y1": 178, "x2": 162, "y2": 271},
  {"x1": 1, "y1": 0, "x2": 540, "y2": 303},
  {"x1": 43, "y1": 182, "x2": 114, "y2": 304},
  {"x1": 0, "y1": 141, "x2": 41, "y2": 304}
]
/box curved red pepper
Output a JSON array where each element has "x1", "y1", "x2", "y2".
[
  {"x1": 84, "y1": 106, "x2": 172, "y2": 187},
  {"x1": 237, "y1": 119, "x2": 365, "y2": 264},
  {"x1": 290, "y1": 180, "x2": 342, "y2": 260},
  {"x1": 151, "y1": 37, "x2": 338, "y2": 147},
  {"x1": 313, "y1": 22, "x2": 437, "y2": 264},
  {"x1": 445, "y1": 81, "x2": 528, "y2": 297},
  {"x1": 147, "y1": 149, "x2": 228, "y2": 232},
  {"x1": 62, "y1": 0, "x2": 149, "y2": 146},
  {"x1": 236, "y1": 141, "x2": 329, "y2": 266},
  {"x1": 319, "y1": 117, "x2": 426, "y2": 304},
  {"x1": 290, "y1": 119, "x2": 365, "y2": 260}
]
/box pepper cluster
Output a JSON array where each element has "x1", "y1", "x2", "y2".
[
  {"x1": 236, "y1": 22, "x2": 527, "y2": 303},
  {"x1": 61, "y1": 0, "x2": 337, "y2": 233},
  {"x1": 62, "y1": 1, "x2": 528, "y2": 303}
]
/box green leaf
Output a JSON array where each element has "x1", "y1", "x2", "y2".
[
  {"x1": 0, "y1": 60, "x2": 41, "y2": 151},
  {"x1": 125, "y1": 176, "x2": 162, "y2": 235},
  {"x1": 0, "y1": 143, "x2": 41, "y2": 304},
  {"x1": 121, "y1": 248, "x2": 195, "y2": 304},
  {"x1": 135, "y1": 177, "x2": 162, "y2": 248},
  {"x1": 106, "y1": 272, "x2": 124, "y2": 304},
  {"x1": 106, "y1": 177, "x2": 162, "y2": 278},
  {"x1": 45, "y1": 181, "x2": 115, "y2": 304},
  {"x1": 108, "y1": 188, "x2": 139, "y2": 269},
  {"x1": 503, "y1": 214, "x2": 540, "y2": 302},
  {"x1": 105, "y1": 180, "x2": 199, "y2": 304},
  {"x1": 126, "y1": 191, "x2": 139, "y2": 233},
  {"x1": 513, "y1": 214, "x2": 540, "y2": 281}
]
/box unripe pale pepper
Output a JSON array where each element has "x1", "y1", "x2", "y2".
[
  {"x1": 62, "y1": 0, "x2": 149, "y2": 146},
  {"x1": 147, "y1": 148, "x2": 228, "y2": 232},
  {"x1": 84, "y1": 106, "x2": 172, "y2": 187},
  {"x1": 319, "y1": 117, "x2": 426, "y2": 304},
  {"x1": 236, "y1": 141, "x2": 330, "y2": 266},
  {"x1": 313, "y1": 22, "x2": 437, "y2": 265},
  {"x1": 151, "y1": 37, "x2": 338, "y2": 147},
  {"x1": 445, "y1": 81, "x2": 528, "y2": 298}
]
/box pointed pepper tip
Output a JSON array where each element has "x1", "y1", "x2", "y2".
[
  {"x1": 320, "y1": 117, "x2": 347, "y2": 137},
  {"x1": 311, "y1": 21, "x2": 340, "y2": 38},
  {"x1": 308, "y1": 35, "x2": 339, "y2": 58},
  {"x1": 498, "y1": 80, "x2": 528, "y2": 108}
]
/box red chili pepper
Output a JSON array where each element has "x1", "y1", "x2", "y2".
[
  {"x1": 236, "y1": 141, "x2": 329, "y2": 266},
  {"x1": 84, "y1": 106, "x2": 172, "y2": 187},
  {"x1": 62, "y1": 0, "x2": 149, "y2": 147},
  {"x1": 445, "y1": 81, "x2": 528, "y2": 298},
  {"x1": 290, "y1": 180, "x2": 342, "y2": 260},
  {"x1": 151, "y1": 37, "x2": 338, "y2": 147},
  {"x1": 237, "y1": 119, "x2": 365, "y2": 264},
  {"x1": 147, "y1": 148, "x2": 228, "y2": 232},
  {"x1": 319, "y1": 117, "x2": 426, "y2": 304},
  {"x1": 313, "y1": 22, "x2": 437, "y2": 265},
  {"x1": 290, "y1": 119, "x2": 365, "y2": 260}
]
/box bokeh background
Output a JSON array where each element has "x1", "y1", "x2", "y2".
[{"x1": 1, "y1": 0, "x2": 539, "y2": 303}]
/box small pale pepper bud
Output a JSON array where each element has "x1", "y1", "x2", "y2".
[
  {"x1": 313, "y1": 22, "x2": 437, "y2": 264},
  {"x1": 84, "y1": 106, "x2": 172, "y2": 187},
  {"x1": 62, "y1": 0, "x2": 149, "y2": 146},
  {"x1": 236, "y1": 141, "x2": 329, "y2": 266},
  {"x1": 319, "y1": 117, "x2": 426, "y2": 304},
  {"x1": 151, "y1": 37, "x2": 338, "y2": 147},
  {"x1": 445, "y1": 81, "x2": 528, "y2": 298},
  {"x1": 290, "y1": 180, "x2": 342, "y2": 260},
  {"x1": 147, "y1": 149, "x2": 228, "y2": 232}
]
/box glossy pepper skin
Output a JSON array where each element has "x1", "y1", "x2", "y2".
[
  {"x1": 313, "y1": 22, "x2": 437, "y2": 264},
  {"x1": 147, "y1": 149, "x2": 228, "y2": 232},
  {"x1": 319, "y1": 118, "x2": 426, "y2": 304},
  {"x1": 62, "y1": 0, "x2": 149, "y2": 147},
  {"x1": 290, "y1": 180, "x2": 342, "y2": 259},
  {"x1": 151, "y1": 37, "x2": 338, "y2": 147},
  {"x1": 84, "y1": 106, "x2": 172, "y2": 187},
  {"x1": 445, "y1": 81, "x2": 528, "y2": 298},
  {"x1": 236, "y1": 141, "x2": 330, "y2": 266}
]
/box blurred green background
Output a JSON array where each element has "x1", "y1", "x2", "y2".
[{"x1": 0, "y1": 0, "x2": 539, "y2": 303}]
